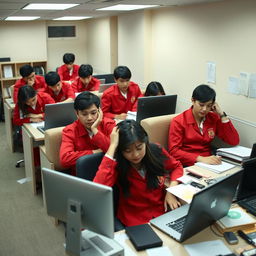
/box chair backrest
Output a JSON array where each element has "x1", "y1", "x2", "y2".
[
  {"x1": 140, "y1": 113, "x2": 179, "y2": 150},
  {"x1": 76, "y1": 152, "x2": 104, "y2": 180},
  {"x1": 44, "y1": 126, "x2": 64, "y2": 170}
]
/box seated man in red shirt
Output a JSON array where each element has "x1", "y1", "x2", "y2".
[
  {"x1": 57, "y1": 53, "x2": 79, "y2": 83},
  {"x1": 60, "y1": 91, "x2": 116, "y2": 174},
  {"x1": 44, "y1": 71, "x2": 75, "y2": 103},
  {"x1": 13, "y1": 64, "x2": 47, "y2": 104},
  {"x1": 101, "y1": 66, "x2": 142, "y2": 120},
  {"x1": 71, "y1": 64, "x2": 100, "y2": 93},
  {"x1": 168, "y1": 84, "x2": 240, "y2": 167}
]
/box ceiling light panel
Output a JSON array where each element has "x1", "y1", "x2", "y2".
[
  {"x1": 97, "y1": 4, "x2": 158, "y2": 11},
  {"x1": 5, "y1": 16, "x2": 40, "y2": 21},
  {"x1": 23, "y1": 3, "x2": 79, "y2": 10},
  {"x1": 54, "y1": 16, "x2": 92, "y2": 20}
]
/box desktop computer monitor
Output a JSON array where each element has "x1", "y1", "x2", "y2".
[
  {"x1": 136, "y1": 95, "x2": 177, "y2": 123},
  {"x1": 42, "y1": 168, "x2": 123, "y2": 256}
]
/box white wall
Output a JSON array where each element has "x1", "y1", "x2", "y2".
[
  {"x1": 0, "y1": 21, "x2": 47, "y2": 61},
  {"x1": 148, "y1": 0, "x2": 256, "y2": 146},
  {"x1": 46, "y1": 20, "x2": 87, "y2": 71}
]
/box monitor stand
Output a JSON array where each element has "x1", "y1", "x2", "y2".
[{"x1": 66, "y1": 199, "x2": 124, "y2": 256}]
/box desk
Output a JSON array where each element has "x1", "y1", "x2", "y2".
[
  {"x1": 4, "y1": 98, "x2": 15, "y2": 152},
  {"x1": 22, "y1": 123, "x2": 44, "y2": 194},
  {"x1": 115, "y1": 224, "x2": 249, "y2": 256}
]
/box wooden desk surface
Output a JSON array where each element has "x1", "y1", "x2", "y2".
[
  {"x1": 23, "y1": 123, "x2": 45, "y2": 141},
  {"x1": 115, "y1": 224, "x2": 249, "y2": 255}
]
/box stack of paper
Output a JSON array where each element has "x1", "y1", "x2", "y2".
[
  {"x1": 195, "y1": 161, "x2": 235, "y2": 174},
  {"x1": 215, "y1": 207, "x2": 256, "y2": 233},
  {"x1": 216, "y1": 146, "x2": 252, "y2": 163}
]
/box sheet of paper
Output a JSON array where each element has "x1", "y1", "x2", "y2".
[
  {"x1": 228, "y1": 76, "x2": 239, "y2": 95},
  {"x1": 30, "y1": 121, "x2": 45, "y2": 128},
  {"x1": 239, "y1": 72, "x2": 250, "y2": 96},
  {"x1": 166, "y1": 184, "x2": 200, "y2": 203},
  {"x1": 3, "y1": 65, "x2": 13, "y2": 78},
  {"x1": 126, "y1": 111, "x2": 137, "y2": 121},
  {"x1": 146, "y1": 246, "x2": 173, "y2": 256},
  {"x1": 17, "y1": 177, "x2": 32, "y2": 184},
  {"x1": 114, "y1": 232, "x2": 137, "y2": 256},
  {"x1": 184, "y1": 240, "x2": 231, "y2": 256},
  {"x1": 195, "y1": 161, "x2": 235, "y2": 173},
  {"x1": 248, "y1": 73, "x2": 256, "y2": 98},
  {"x1": 217, "y1": 145, "x2": 251, "y2": 158},
  {"x1": 207, "y1": 61, "x2": 216, "y2": 84}
]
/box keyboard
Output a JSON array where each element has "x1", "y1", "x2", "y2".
[
  {"x1": 239, "y1": 197, "x2": 256, "y2": 216},
  {"x1": 166, "y1": 216, "x2": 186, "y2": 233},
  {"x1": 89, "y1": 235, "x2": 113, "y2": 253}
]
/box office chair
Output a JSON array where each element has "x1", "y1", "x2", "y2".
[{"x1": 76, "y1": 152, "x2": 123, "y2": 231}]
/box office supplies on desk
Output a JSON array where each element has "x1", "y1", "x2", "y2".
[
  {"x1": 195, "y1": 161, "x2": 235, "y2": 173},
  {"x1": 150, "y1": 170, "x2": 243, "y2": 242},
  {"x1": 238, "y1": 230, "x2": 256, "y2": 246}
]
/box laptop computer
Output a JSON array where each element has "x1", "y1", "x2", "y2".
[
  {"x1": 98, "y1": 83, "x2": 115, "y2": 93},
  {"x1": 150, "y1": 169, "x2": 243, "y2": 242},
  {"x1": 37, "y1": 102, "x2": 77, "y2": 133},
  {"x1": 235, "y1": 157, "x2": 256, "y2": 216},
  {"x1": 136, "y1": 95, "x2": 177, "y2": 123}
]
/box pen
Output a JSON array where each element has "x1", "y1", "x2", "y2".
[{"x1": 238, "y1": 230, "x2": 256, "y2": 246}]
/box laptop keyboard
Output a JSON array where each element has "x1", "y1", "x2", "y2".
[
  {"x1": 239, "y1": 197, "x2": 256, "y2": 215},
  {"x1": 166, "y1": 216, "x2": 186, "y2": 233}
]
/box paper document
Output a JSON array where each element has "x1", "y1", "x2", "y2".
[
  {"x1": 184, "y1": 240, "x2": 231, "y2": 256},
  {"x1": 126, "y1": 111, "x2": 137, "y2": 121},
  {"x1": 217, "y1": 145, "x2": 251, "y2": 158},
  {"x1": 166, "y1": 184, "x2": 200, "y2": 203},
  {"x1": 3, "y1": 65, "x2": 13, "y2": 78},
  {"x1": 30, "y1": 121, "x2": 45, "y2": 128},
  {"x1": 195, "y1": 161, "x2": 235, "y2": 173},
  {"x1": 146, "y1": 246, "x2": 173, "y2": 256}
]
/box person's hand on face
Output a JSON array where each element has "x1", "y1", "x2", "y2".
[
  {"x1": 91, "y1": 108, "x2": 103, "y2": 133},
  {"x1": 110, "y1": 126, "x2": 119, "y2": 148}
]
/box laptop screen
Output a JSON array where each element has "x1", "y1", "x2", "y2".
[
  {"x1": 136, "y1": 95, "x2": 177, "y2": 123},
  {"x1": 236, "y1": 157, "x2": 256, "y2": 201}
]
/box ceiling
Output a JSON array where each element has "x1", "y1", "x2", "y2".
[{"x1": 0, "y1": 0, "x2": 223, "y2": 21}]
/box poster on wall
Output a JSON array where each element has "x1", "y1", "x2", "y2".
[{"x1": 207, "y1": 61, "x2": 216, "y2": 84}]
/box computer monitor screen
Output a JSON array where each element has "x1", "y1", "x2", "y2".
[
  {"x1": 136, "y1": 95, "x2": 177, "y2": 123},
  {"x1": 42, "y1": 168, "x2": 114, "y2": 239}
]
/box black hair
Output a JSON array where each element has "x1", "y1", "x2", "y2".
[
  {"x1": 113, "y1": 66, "x2": 131, "y2": 80},
  {"x1": 17, "y1": 85, "x2": 37, "y2": 115},
  {"x1": 144, "y1": 81, "x2": 166, "y2": 96},
  {"x1": 115, "y1": 120, "x2": 169, "y2": 197},
  {"x1": 74, "y1": 91, "x2": 100, "y2": 111},
  {"x1": 78, "y1": 64, "x2": 93, "y2": 78},
  {"x1": 192, "y1": 84, "x2": 216, "y2": 103},
  {"x1": 19, "y1": 64, "x2": 33, "y2": 78},
  {"x1": 63, "y1": 53, "x2": 75, "y2": 64},
  {"x1": 45, "y1": 71, "x2": 60, "y2": 86}
]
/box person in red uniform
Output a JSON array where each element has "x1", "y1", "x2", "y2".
[
  {"x1": 144, "y1": 81, "x2": 166, "y2": 96},
  {"x1": 13, "y1": 64, "x2": 47, "y2": 104},
  {"x1": 93, "y1": 120, "x2": 183, "y2": 227},
  {"x1": 57, "y1": 53, "x2": 79, "y2": 82},
  {"x1": 71, "y1": 64, "x2": 100, "y2": 93},
  {"x1": 60, "y1": 91, "x2": 116, "y2": 174},
  {"x1": 101, "y1": 66, "x2": 142, "y2": 120},
  {"x1": 168, "y1": 84, "x2": 240, "y2": 167},
  {"x1": 44, "y1": 71, "x2": 75, "y2": 103},
  {"x1": 13, "y1": 85, "x2": 55, "y2": 126}
]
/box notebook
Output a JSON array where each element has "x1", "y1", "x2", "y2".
[
  {"x1": 125, "y1": 224, "x2": 162, "y2": 251},
  {"x1": 150, "y1": 170, "x2": 243, "y2": 242},
  {"x1": 37, "y1": 102, "x2": 77, "y2": 133},
  {"x1": 235, "y1": 157, "x2": 256, "y2": 216},
  {"x1": 136, "y1": 95, "x2": 177, "y2": 123}
]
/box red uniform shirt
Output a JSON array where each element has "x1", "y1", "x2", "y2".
[
  {"x1": 13, "y1": 75, "x2": 47, "y2": 104},
  {"x1": 101, "y1": 82, "x2": 142, "y2": 119},
  {"x1": 168, "y1": 107, "x2": 240, "y2": 167},
  {"x1": 44, "y1": 82, "x2": 75, "y2": 103},
  {"x1": 13, "y1": 91, "x2": 55, "y2": 126},
  {"x1": 58, "y1": 64, "x2": 79, "y2": 82},
  {"x1": 93, "y1": 147, "x2": 183, "y2": 226},
  {"x1": 71, "y1": 76, "x2": 100, "y2": 92},
  {"x1": 60, "y1": 118, "x2": 116, "y2": 172}
]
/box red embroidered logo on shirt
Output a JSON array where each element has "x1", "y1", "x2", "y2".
[
  {"x1": 207, "y1": 128, "x2": 215, "y2": 139},
  {"x1": 131, "y1": 96, "x2": 136, "y2": 103}
]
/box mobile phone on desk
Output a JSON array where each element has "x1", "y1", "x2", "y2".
[{"x1": 224, "y1": 232, "x2": 238, "y2": 245}]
